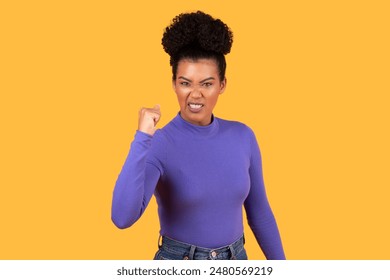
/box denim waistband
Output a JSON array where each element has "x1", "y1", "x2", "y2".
[{"x1": 158, "y1": 235, "x2": 245, "y2": 260}]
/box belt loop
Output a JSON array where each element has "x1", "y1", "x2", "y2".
[
  {"x1": 188, "y1": 245, "x2": 196, "y2": 260},
  {"x1": 158, "y1": 234, "x2": 162, "y2": 249},
  {"x1": 229, "y1": 244, "x2": 236, "y2": 260}
]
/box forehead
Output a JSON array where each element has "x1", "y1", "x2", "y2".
[{"x1": 177, "y1": 59, "x2": 219, "y2": 78}]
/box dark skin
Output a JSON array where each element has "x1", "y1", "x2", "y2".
[{"x1": 138, "y1": 58, "x2": 226, "y2": 135}]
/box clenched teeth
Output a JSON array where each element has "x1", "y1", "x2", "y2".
[{"x1": 189, "y1": 103, "x2": 203, "y2": 109}]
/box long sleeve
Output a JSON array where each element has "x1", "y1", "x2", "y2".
[
  {"x1": 244, "y1": 130, "x2": 286, "y2": 260},
  {"x1": 111, "y1": 130, "x2": 163, "y2": 229}
]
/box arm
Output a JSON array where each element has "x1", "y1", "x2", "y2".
[
  {"x1": 244, "y1": 130, "x2": 286, "y2": 260},
  {"x1": 111, "y1": 104, "x2": 162, "y2": 229},
  {"x1": 111, "y1": 130, "x2": 162, "y2": 229}
]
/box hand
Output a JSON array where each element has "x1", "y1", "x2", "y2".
[{"x1": 138, "y1": 104, "x2": 161, "y2": 136}]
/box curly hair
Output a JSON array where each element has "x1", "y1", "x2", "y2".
[{"x1": 162, "y1": 11, "x2": 233, "y2": 81}]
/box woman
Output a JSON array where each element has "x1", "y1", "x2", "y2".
[{"x1": 111, "y1": 11, "x2": 286, "y2": 260}]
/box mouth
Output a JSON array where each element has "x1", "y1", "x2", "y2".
[{"x1": 188, "y1": 102, "x2": 204, "y2": 112}]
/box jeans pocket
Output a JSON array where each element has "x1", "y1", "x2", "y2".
[
  {"x1": 153, "y1": 249, "x2": 185, "y2": 260},
  {"x1": 234, "y1": 248, "x2": 248, "y2": 260}
]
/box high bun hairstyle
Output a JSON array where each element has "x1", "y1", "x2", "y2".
[{"x1": 162, "y1": 11, "x2": 233, "y2": 81}]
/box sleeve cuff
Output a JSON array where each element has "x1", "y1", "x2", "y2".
[{"x1": 135, "y1": 130, "x2": 154, "y2": 140}]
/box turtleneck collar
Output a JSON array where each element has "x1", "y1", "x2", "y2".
[{"x1": 172, "y1": 112, "x2": 220, "y2": 138}]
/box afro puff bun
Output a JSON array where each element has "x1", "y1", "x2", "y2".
[{"x1": 162, "y1": 11, "x2": 233, "y2": 57}]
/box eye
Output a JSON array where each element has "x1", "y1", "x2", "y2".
[
  {"x1": 180, "y1": 81, "x2": 190, "y2": 86},
  {"x1": 203, "y1": 82, "x2": 213, "y2": 87}
]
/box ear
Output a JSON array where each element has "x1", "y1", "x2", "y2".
[{"x1": 219, "y1": 77, "x2": 227, "y2": 94}]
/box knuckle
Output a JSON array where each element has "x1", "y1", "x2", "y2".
[{"x1": 139, "y1": 107, "x2": 148, "y2": 115}]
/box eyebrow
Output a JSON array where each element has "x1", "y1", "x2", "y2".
[{"x1": 178, "y1": 76, "x2": 215, "y2": 83}]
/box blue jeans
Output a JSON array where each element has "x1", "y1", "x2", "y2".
[{"x1": 153, "y1": 235, "x2": 248, "y2": 260}]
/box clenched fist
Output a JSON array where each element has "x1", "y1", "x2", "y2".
[{"x1": 138, "y1": 104, "x2": 161, "y2": 136}]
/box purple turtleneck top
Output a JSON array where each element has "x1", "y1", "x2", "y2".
[{"x1": 111, "y1": 113, "x2": 285, "y2": 259}]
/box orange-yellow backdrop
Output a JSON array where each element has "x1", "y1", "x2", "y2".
[{"x1": 1, "y1": 0, "x2": 389, "y2": 260}]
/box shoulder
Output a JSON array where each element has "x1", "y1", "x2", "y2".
[
  {"x1": 154, "y1": 117, "x2": 178, "y2": 144},
  {"x1": 150, "y1": 129, "x2": 168, "y2": 146},
  {"x1": 216, "y1": 117, "x2": 255, "y2": 138},
  {"x1": 216, "y1": 117, "x2": 260, "y2": 153}
]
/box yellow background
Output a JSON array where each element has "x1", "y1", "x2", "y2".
[{"x1": 1, "y1": 0, "x2": 389, "y2": 260}]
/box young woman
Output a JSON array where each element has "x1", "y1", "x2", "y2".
[{"x1": 111, "y1": 11, "x2": 286, "y2": 260}]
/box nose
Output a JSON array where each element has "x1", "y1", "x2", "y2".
[{"x1": 189, "y1": 86, "x2": 202, "y2": 98}]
